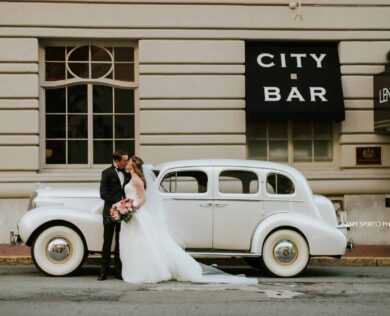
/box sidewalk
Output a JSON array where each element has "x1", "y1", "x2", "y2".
[{"x1": 1, "y1": 244, "x2": 389, "y2": 266}]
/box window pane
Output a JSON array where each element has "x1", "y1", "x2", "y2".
[
  {"x1": 268, "y1": 121, "x2": 287, "y2": 138},
  {"x1": 93, "y1": 85, "x2": 113, "y2": 113},
  {"x1": 314, "y1": 140, "x2": 332, "y2": 161},
  {"x1": 68, "y1": 85, "x2": 87, "y2": 113},
  {"x1": 277, "y1": 174, "x2": 295, "y2": 194},
  {"x1": 68, "y1": 46, "x2": 89, "y2": 61},
  {"x1": 46, "y1": 115, "x2": 65, "y2": 138},
  {"x1": 46, "y1": 62, "x2": 65, "y2": 81},
  {"x1": 248, "y1": 140, "x2": 267, "y2": 160},
  {"x1": 248, "y1": 123, "x2": 266, "y2": 138},
  {"x1": 93, "y1": 115, "x2": 113, "y2": 138},
  {"x1": 67, "y1": 70, "x2": 75, "y2": 79},
  {"x1": 115, "y1": 140, "x2": 135, "y2": 156},
  {"x1": 106, "y1": 70, "x2": 113, "y2": 79},
  {"x1": 266, "y1": 173, "x2": 295, "y2": 195},
  {"x1": 160, "y1": 171, "x2": 208, "y2": 193},
  {"x1": 115, "y1": 115, "x2": 134, "y2": 138},
  {"x1": 46, "y1": 47, "x2": 65, "y2": 61},
  {"x1": 219, "y1": 170, "x2": 258, "y2": 194},
  {"x1": 46, "y1": 88, "x2": 65, "y2": 113},
  {"x1": 46, "y1": 140, "x2": 65, "y2": 164},
  {"x1": 314, "y1": 122, "x2": 332, "y2": 138},
  {"x1": 266, "y1": 173, "x2": 276, "y2": 194},
  {"x1": 91, "y1": 46, "x2": 111, "y2": 62},
  {"x1": 114, "y1": 63, "x2": 134, "y2": 81},
  {"x1": 293, "y1": 140, "x2": 312, "y2": 162},
  {"x1": 68, "y1": 115, "x2": 87, "y2": 138},
  {"x1": 269, "y1": 140, "x2": 288, "y2": 161},
  {"x1": 92, "y1": 63, "x2": 112, "y2": 78},
  {"x1": 68, "y1": 63, "x2": 89, "y2": 78},
  {"x1": 293, "y1": 121, "x2": 312, "y2": 139},
  {"x1": 114, "y1": 47, "x2": 134, "y2": 61},
  {"x1": 68, "y1": 140, "x2": 88, "y2": 164},
  {"x1": 115, "y1": 88, "x2": 134, "y2": 113},
  {"x1": 93, "y1": 141, "x2": 113, "y2": 164}
]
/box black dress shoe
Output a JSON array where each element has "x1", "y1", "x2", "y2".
[{"x1": 98, "y1": 273, "x2": 107, "y2": 281}]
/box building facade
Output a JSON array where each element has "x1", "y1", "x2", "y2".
[{"x1": 0, "y1": 0, "x2": 389, "y2": 245}]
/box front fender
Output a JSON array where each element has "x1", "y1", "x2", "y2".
[
  {"x1": 250, "y1": 212, "x2": 347, "y2": 256},
  {"x1": 18, "y1": 206, "x2": 103, "y2": 252}
]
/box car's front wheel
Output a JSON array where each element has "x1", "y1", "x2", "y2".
[
  {"x1": 31, "y1": 225, "x2": 87, "y2": 276},
  {"x1": 261, "y1": 229, "x2": 309, "y2": 277}
]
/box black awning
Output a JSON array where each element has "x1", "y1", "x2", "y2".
[
  {"x1": 374, "y1": 67, "x2": 390, "y2": 133},
  {"x1": 245, "y1": 42, "x2": 345, "y2": 122}
]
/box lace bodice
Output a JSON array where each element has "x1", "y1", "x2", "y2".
[{"x1": 124, "y1": 181, "x2": 139, "y2": 202}]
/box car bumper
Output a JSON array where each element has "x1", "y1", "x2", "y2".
[
  {"x1": 336, "y1": 224, "x2": 353, "y2": 252},
  {"x1": 10, "y1": 231, "x2": 22, "y2": 245}
]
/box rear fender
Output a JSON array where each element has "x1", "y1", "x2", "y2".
[{"x1": 250, "y1": 212, "x2": 347, "y2": 256}]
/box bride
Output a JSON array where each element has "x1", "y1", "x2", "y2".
[{"x1": 119, "y1": 155, "x2": 257, "y2": 284}]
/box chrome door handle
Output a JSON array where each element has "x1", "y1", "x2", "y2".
[
  {"x1": 199, "y1": 203, "x2": 212, "y2": 207},
  {"x1": 215, "y1": 203, "x2": 227, "y2": 207}
]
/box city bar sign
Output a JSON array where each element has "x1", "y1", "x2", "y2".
[{"x1": 245, "y1": 42, "x2": 345, "y2": 121}]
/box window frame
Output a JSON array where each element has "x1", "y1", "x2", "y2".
[
  {"x1": 217, "y1": 169, "x2": 260, "y2": 195},
  {"x1": 247, "y1": 120, "x2": 340, "y2": 169},
  {"x1": 214, "y1": 167, "x2": 261, "y2": 200},
  {"x1": 39, "y1": 40, "x2": 139, "y2": 170},
  {"x1": 158, "y1": 168, "x2": 211, "y2": 196},
  {"x1": 265, "y1": 172, "x2": 296, "y2": 196}
]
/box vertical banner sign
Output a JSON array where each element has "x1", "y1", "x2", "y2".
[
  {"x1": 245, "y1": 42, "x2": 345, "y2": 121},
  {"x1": 374, "y1": 66, "x2": 390, "y2": 133}
]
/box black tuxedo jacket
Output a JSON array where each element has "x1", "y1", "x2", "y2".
[{"x1": 100, "y1": 165, "x2": 131, "y2": 220}]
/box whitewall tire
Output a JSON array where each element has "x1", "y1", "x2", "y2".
[
  {"x1": 31, "y1": 225, "x2": 87, "y2": 276},
  {"x1": 261, "y1": 229, "x2": 309, "y2": 277}
]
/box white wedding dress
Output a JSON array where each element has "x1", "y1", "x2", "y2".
[{"x1": 119, "y1": 179, "x2": 257, "y2": 284}]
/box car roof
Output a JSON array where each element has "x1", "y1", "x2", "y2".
[{"x1": 154, "y1": 159, "x2": 304, "y2": 179}]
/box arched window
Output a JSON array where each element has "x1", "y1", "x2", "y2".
[{"x1": 42, "y1": 44, "x2": 136, "y2": 166}]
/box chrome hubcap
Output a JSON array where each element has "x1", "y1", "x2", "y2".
[
  {"x1": 273, "y1": 240, "x2": 298, "y2": 265},
  {"x1": 46, "y1": 238, "x2": 71, "y2": 262}
]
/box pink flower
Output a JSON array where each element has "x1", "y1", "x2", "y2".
[{"x1": 118, "y1": 207, "x2": 127, "y2": 215}]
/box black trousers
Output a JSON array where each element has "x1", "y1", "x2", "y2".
[{"x1": 100, "y1": 220, "x2": 122, "y2": 276}]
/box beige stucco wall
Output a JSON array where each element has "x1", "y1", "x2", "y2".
[
  {"x1": 0, "y1": 0, "x2": 389, "y2": 244},
  {"x1": 0, "y1": 1, "x2": 388, "y2": 186}
]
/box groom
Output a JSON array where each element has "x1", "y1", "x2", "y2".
[{"x1": 98, "y1": 150, "x2": 131, "y2": 281}]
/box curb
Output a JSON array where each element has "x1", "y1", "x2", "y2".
[{"x1": 1, "y1": 256, "x2": 390, "y2": 266}]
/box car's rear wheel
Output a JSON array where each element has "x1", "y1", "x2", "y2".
[
  {"x1": 31, "y1": 225, "x2": 87, "y2": 276},
  {"x1": 261, "y1": 229, "x2": 309, "y2": 277}
]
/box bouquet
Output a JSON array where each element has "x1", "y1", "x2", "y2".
[{"x1": 109, "y1": 198, "x2": 137, "y2": 223}]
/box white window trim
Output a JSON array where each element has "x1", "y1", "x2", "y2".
[{"x1": 39, "y1": 40, "x2": 139, "y2": 171}]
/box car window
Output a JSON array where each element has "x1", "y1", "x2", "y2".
[
  {"x1": 266, "y1": 173, "x2": 295, "y2": 195},
  {"x1": 219, "y1": 170, "x2": 259, "y2": 194},
  {"x1": 159, "y1": 170, "x2": 208, "y2": 193}
]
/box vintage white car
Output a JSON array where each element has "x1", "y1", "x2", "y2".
[{"x1": 11, "y1": 159, "x2": 350, "y2": 277}]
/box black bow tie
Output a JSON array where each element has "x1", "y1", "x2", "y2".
[{"x1": 116, "y1": 168, "x2": 125, "y2": 173}]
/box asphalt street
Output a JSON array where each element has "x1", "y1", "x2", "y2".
[{"x1": 0, "y1": 264, "x2": 389, "y2": 316}]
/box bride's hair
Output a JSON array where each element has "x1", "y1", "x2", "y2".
[{"x1": 131, "y1": 156, "x2": 147, "y2": 189}]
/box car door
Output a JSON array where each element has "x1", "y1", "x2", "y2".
[
  {"x1": 213, "y1": 167, "x2": 263, "y2": 250},
  {"x1": 157, "y1": 167, "x2": 213, "y2": 249}
]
